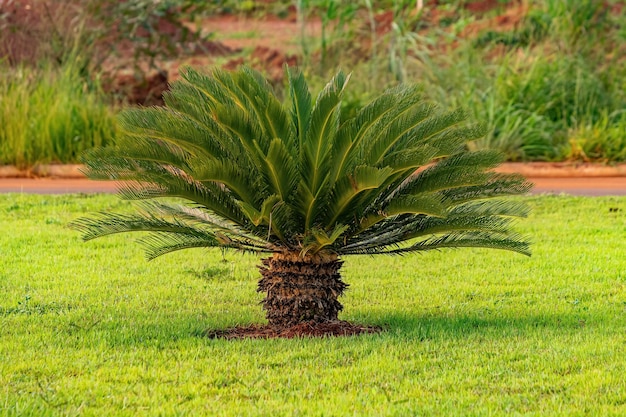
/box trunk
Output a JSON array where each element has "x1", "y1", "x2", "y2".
[{"x1": 257, "y1": 252, "x2": 348, "y2": 327}]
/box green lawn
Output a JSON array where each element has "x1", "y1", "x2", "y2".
[{"x1": 1, "y1": 193, "x2": 625, "y2": 416}]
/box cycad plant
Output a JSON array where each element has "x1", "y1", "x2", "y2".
[{"x1": 71, "y1": 66, "x2": 531, "y2": 331}]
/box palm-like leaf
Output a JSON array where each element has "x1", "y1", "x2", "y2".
[
  {"x1": 71, "y1": 67, "x2": 534, "y2": 329},
  {"x1": 72, "y1": 66, "x2": 531, "y2": 258}
]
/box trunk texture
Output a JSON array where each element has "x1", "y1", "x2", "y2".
[{"x1": 257, "y1": 252, "x2": 348, "y2": 327}]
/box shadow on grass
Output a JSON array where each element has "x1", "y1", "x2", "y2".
[
  {"x1": 57, "y1": 313, "x2": 257, "y2": 348},
  {"x1": 50, "y1": 309, "x2": 585, "y2": 347},
  {"x1": 367, "y1": 311, "x2": 586, "y2": 341}
]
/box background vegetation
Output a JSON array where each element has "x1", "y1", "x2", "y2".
[
  {"x1": 1, "y1": 0, "x2": 625, "y2": 166},
  {"x1": 0, "y1": 62, "x2": 115, "y2": 168},
  {"x1": 1, "y1": 194, "x2": 625, "y2": 415}
]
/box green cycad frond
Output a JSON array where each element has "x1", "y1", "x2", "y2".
[
  {"x1": 71, "y1": 66, "x2": 531, "y2": 259},
  {"x1": 287, "y1": 68, "x2": 312, "y2": 149},
  {"x1": 72, "y1": 210, "x2": 273, "y2": 259},
  {"x1": 401, "y1": 150, "x2": 505, "y2": 195},
  {"x1": 386, "y1": 231, "x2": 530, "y2": 256},
  {"x1": 72, "y1": 212, "x2": 204, "y2": 240},
  {"x1": 301, "y1": 71, "x2": 349, "y2": 194},
  {"x1": 331, "y1": 86, "x2": 428, "y2": 180},
  {"x1": 259, "y1": 138, "x2": 299, "y2": 202},
  {"x1": 118, "y1": 107, "x2": 220, "y2": 159},
  {"x1": 115, "y1": 172, "x2": 253, "y2": 230},
  {"x1": 139, "y1": 200, "x2": 267, "y2": 244}
]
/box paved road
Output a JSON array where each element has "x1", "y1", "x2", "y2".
[
  {"x1": 527, "y1": 178, "x2": 626, "y2": 196},
  {"x1": 0, "y1": 179, "x2": 118, "y2": 194},
  {"x1": 1, "y1": 178, "x2": 626, "y2": 196}
]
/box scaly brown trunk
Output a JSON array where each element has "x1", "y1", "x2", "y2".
[{"x1": 257, "y1": 251, "x2": 348, "y2": 327}]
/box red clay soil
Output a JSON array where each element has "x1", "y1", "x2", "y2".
[
  {"x1": 464, "y1": 0, "x2": 516, "y2": 13},
  {"x1": 458, "y1": 3, "x2": 526, "y2": 39},
  {"x1": 196, "y1": 13, "x2": 315, "y2": 53},
  {"x1": 205, "y1": 320, "x2": 382, "y2": 340}
]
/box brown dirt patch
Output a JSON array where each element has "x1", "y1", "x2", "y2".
[
  {"x1": 464, "y1": 0, "x2": 507, "y2": 14},
  {"x1": 222, "y1": 45, "x2": 298, "y2": 83},
  {"x1": 458, "y1": 2, "x2": 527, "y2": 39},
  {"x1": 195, "y1": 14, "x2": 319, "y2": 54},
  {"x1": 0, "y1": 0, "x2": 74, "y2": 65},
  {"x1": 102, "y1": 13, "x2": 314, "y2": 102},
  {"x1": 205, "y1": 320, "x2": 382, "y2": 340}
]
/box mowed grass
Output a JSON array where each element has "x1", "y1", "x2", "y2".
[{"x1": 1, "y1": 193, "x2": 625, "y2": 416}]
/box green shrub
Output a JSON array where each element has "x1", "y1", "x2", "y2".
[
  {"x1": 539, "y1": 0, "x2": 609, "y2": 46},
  {"x1": 0, "y1": 63, "x2": 116, "y2": 168},
  {"x1": 408, "y1": 44, "x2": 623, "y2": 161},
  {"x1": 471, "y1": 52, "x2": 615, "y2": 160},
  {"x1": 566, "y1": 112, "x2": 626, "y2": 161}
]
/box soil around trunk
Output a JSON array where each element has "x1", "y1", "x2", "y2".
[{"x1": 205, "y1": 320, "x2": 382, "y2": 340}]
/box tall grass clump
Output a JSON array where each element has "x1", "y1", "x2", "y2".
[
  {"x1": 468, "y1": 0, "x2": 624, "y2": 161},
  {"x1": 566, "y1": 112, "x2": 626, "y2": 161},
  {"x1": 0, "y1": 62, "x2": 116, "y2": 168},
  {"x1": 468, "y1": 50, "x2": 618, "y2": 161},
  {"x1": 292, "y1": 0, "x2": 626, "y2": 162},
  {"x1": 398, "y1": 1, "x2": 625, "y2": 162},
  {"x1": 538, "y1": 0, "x2": 610, "y2": 48}
]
